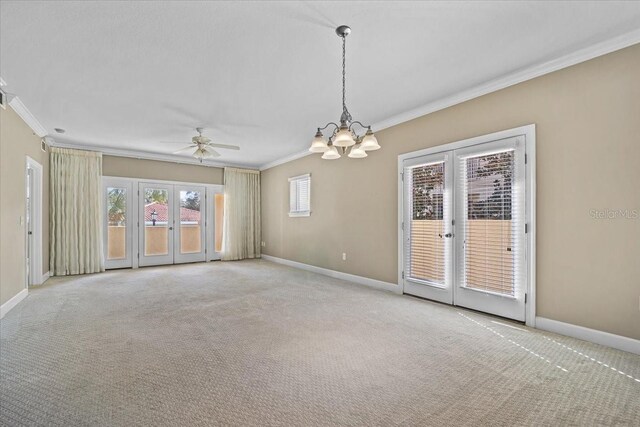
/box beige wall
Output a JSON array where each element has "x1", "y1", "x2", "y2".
[
  {"x1": 103, "y1": 155, "x2": 223, "y2": 184},
  {"x1": 262, "y1": 44, "x2": 640, "y2": 340},
  {"x1": 0, "y1": 107, "x2": 50, "y2": 306}
]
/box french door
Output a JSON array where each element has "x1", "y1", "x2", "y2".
[
  {"x1": 139, "y1": 183, "x2": 175, "y2": 266},
  {"x1": 174, "y1": 185, "x2": 206, "y2": 264},
  {"x1": 402, "y1": 151, "x2": 454, "y2": 305},
  {"x1": 104, "y1": 178, "x2": 134, "y2": 270},
  {"x1": 403, "y1": 136, "x2": 528, "y2": 321},
  {"x1": 104, "y1": 179, "x2": 223, "y2": 269},
  {"x1": 139, "y1": 183, "x2": 206, "y2": 267}
]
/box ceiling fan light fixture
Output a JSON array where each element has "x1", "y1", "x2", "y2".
[
  {"x1": 167, "y1": 127, "x2": 239, "y2": 161},
  {"x1": 202, "y1": 145, "x2": 221, "y2": 157}
]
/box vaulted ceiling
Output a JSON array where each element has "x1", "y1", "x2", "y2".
[{"x1": 2, "y1": 1, "x2": 639, "y2": 167}]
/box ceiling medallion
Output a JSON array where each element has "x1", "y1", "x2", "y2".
[{"x1": 308, "y1": 25, "x2": 380, "y2": 159}]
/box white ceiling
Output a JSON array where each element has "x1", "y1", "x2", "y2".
[{"x1": 2, "y1": 1, "x2": 640, "y2": 168}]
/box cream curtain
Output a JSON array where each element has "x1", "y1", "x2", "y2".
[
  {"x1": 222, "y1": 167, "x2": 261, "y2": 261},
  {"x1": 50, "y1": 147, "x2": 104, "y2": 275}
]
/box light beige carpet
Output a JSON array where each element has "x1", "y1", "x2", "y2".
[{"x1": 1, "y1": 260, "x2": 638, "y2": 426}]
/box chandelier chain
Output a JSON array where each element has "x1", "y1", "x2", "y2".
[{"x1": 342, "y1": 35, "x2": 347, "y2": 116}]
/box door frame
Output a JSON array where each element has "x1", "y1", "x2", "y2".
[
  {"x1": 397, "y1": 124, "x2": 536, "y2": 327},
  {"x1": 25, "y1": 156, "x2": 43, "y2": 286}
]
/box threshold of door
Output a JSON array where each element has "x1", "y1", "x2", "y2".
[{"x1": 403, "y1": 292, "x2": 526, "y2": 326}]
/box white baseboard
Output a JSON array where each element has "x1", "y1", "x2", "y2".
[
  {"x1": 261, "y1": 256, "x2": 637, "y2": 354},
  {"x1": 536, "y1": 317, "x2": 640, "y2": 355},
  {"x1": 41, "y1": 271, "x2": 50, "y2": 284},
  {"x1": 0, "y1": 288, "x2": 28, "y2": 319},
  {"x1": 261, "y1": 255, "x2": 401, "y2": 295}
]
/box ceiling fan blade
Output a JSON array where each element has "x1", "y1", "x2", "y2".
[
  {"x1": 206, "y1": 143, "x2": 240, "y2": 151},
  {"x1": 201, "y1": 146, "x2": 221, "y2": 157},
  {"x1": 160, "y1": 141, "x2": 191, "y2": 144},
  {"x1": 173, "y1": 145, "x2": 196, "y2": 154}
]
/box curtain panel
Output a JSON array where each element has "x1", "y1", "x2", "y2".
[
  {"x1": 222, "y1": 167, "x2": 261, "y2": 261},
  {"x1": 50, "y1": 147, "x2": 104, "y2": 275}
]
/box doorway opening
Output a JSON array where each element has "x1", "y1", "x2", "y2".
[{"x1": 25, "y1": 157, "x2": 44, "y2": 286}]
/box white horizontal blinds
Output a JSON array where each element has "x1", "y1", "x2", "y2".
[
  {"x1": 289, "y1": 174, "x2": 310, "y2": 214},
  {"x1": 459, "y1": 147, "x2": 522, "y2": 296},
  {"x1": 297, "y1": 178, "x2": 310, "y2": 212},
  {"x1": 406, "y1": 161, "x2": 446, "y2": 285},
  {"x1": 289, "y1": 180, "x2": 297, "y2": 212}
]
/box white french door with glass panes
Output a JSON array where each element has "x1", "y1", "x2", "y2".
[
  {"x1": 174, "y1": 185, "x2": 206, "y2": 264},
  {"x1": 138, "y1": 183, "x2": 208, "y2": 266},
  {"x1": 402, "y1": 133, "x2": 529, "y2": 322},
  {"x1": 139, "y1": 183, "x2": 174, "y2": 266},
  {"x1": 454, "y1": 137, "x2": 526, "y2": 321},
  {"x1": 402, "y1": 152, "x2": 454, "y2": 304},
  {"x1": 104, "y1": 178, "x2": 134, "y2": 269}
]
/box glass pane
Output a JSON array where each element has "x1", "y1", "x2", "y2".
[
  {"x1": 107, "y1": 187, "x2": 127, "y2": 260},
  {"x1": 464, "y1": 150, "x2": 514, "y2": 295},
  {"x1": 144, "y1": 188, "x2": 169, "y2": 256},
  {"x1": 410, "y1": 162, "x2": 445, "y2": 284},
  {"x1": 179, "y1": 190, "x2": 202, "y2": 254},
  {"x1": 215, "y1": 194, "x2": 224, "y2": 252}
]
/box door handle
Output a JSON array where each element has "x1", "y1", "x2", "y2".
[{"x1": 169, "y1": 227, "x2": 174, "y2": 230}]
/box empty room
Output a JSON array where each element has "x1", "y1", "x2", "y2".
[{"x1": 1, "y1": 1, "x2": 639, "y2": 425}]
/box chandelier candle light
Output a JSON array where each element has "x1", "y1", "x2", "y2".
[{"x1": 309, "y1": 25, "x2": 380, "y2": 159}]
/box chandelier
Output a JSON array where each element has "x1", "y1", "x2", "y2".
[{"x1": 308, "y1": 25, "x2": 380, "y2": 159}]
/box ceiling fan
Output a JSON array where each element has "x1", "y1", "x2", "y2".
[{"x1": 164, "y1": 128, "x2": 240, "y2": 162}]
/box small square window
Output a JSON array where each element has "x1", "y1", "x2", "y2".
[{"x1": 288, "y1": 174, "x2": 310, "y2": 217}]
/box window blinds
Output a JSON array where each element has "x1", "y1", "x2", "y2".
[
  {"x1": 458, "y1": 149, "x2": 520, "y2": 296},
  {"x1": 289, "y1": 174, "x2": 310, "y2": 216},
  {"x1": 405, "y1": 161, "x2": 447, "y2": 285}
]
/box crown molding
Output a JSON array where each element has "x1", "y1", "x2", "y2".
[
  {"x1": 48, "y1": 138, "x2": 253, "y2": 169},
  {"x1": 260, "y1": 148, "x2": 312, "y2": 171},
  {"x1": 259, "y1": 28, "x2": 640, "y2": 171},
  {"x1": 8, "y1": 96, "x2": 48, "y2": 137},
  {"x1": 372, "y1": 28, "x2": 640, "y2": 132}
]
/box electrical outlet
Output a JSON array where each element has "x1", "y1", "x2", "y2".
[
  {"x1": 342, "y1": 252, "x2": 347, "y2": 261},
  {"x1": 261, "y1": 241, "x2": 265, "y2": 247}
]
